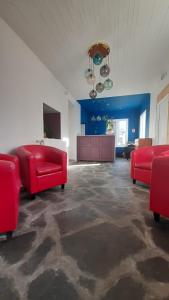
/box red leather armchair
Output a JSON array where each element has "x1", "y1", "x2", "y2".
[
  {"x1": 16, "y1": 145, "x2": 67, "y2": 198},
  {"x1": 0, "y1": 154, "x2": 21, "y2": 238},
  {"x1": 131, "y1": 145, "x2": 169, "y2": 185},
  {"x1": 150, "y1": 154, "x2": 169, "y2": 222}
]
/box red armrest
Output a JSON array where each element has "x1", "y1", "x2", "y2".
[
  {"x1": 0, "y1": 160, "x2": 20, "y2": 191},
  {"x1": 16, "y1": 147, "x2": 37, "y2": 191},
  {"x1": 0, "y1": 160, "x2": 20, "y2": 231},
  {"x1": 0, "y1": 154, "x2": 21, "y2": 187},
  {"x1": 150, "y1": 156, "x2": 169, "y2": 198},
  {"x1": 0, "y1": 153, "x2": 18, "y2": 163},
  {"x1": 131, "y1": 147, "x2": 154, "y2": 179},
  {"x1": 45, "y1": 147, "x2": 67, "y2": 170},
  {"x1": 150, "y1": 156, "x2": 169, "y2": 214},
  {"x1": 159, "y1": 150, "x2": 169, "y2": 157},
  {"x1": 131, "y1": 147, "x2": 154, "y2": 164}
]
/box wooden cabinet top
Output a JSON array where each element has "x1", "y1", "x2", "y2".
[{"x1": 77, "y1": 135, "x2": 115, "y2": 136}]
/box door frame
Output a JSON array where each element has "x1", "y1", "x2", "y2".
[{"x1": 156, "y1": 94, "x2": 169, "y2": 144}]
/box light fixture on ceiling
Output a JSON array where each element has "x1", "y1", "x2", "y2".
[{"x1": 85, "y1": 42, "x2": 113, "y2": 99}]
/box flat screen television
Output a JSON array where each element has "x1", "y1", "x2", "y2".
[{"x1": 43, "y1": 103, "x2": 61, "y2": 139}]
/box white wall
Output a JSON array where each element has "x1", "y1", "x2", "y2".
[
  {"x1": 149, "y1": 69, "x2": 169, "y2": 144},
  {"x1": 0, "y1": 18, "x2": 80, "y2": 159},
  {"x1": 68, "y1": 101, "x2": 81, "y2": 160}
]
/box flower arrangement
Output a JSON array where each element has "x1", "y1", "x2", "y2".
[{"x1": 106, "y1": 119, "x2": 114, "y2": 134}]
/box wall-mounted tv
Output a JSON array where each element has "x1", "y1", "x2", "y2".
[{"x1": 43, "y1": 103, "x2": 61, "y2": 139}]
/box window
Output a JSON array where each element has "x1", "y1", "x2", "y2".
[
  {"x1": 81, "y1": 124, "x2": 85, "y2": 136},
  {"x1": 106, "y1": 119, "x2": 128, "y2": 147},
  {"x1": 139, "y1": 110, "x2": 146, "y2": 138}
]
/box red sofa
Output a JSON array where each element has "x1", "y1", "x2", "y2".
[
  {"x1": 0, "y1": 154, "x2": 21, "y2": 238},
  {"x1": 16, "y1": 145, "x2": 67, "y2": 198},
  {"x1": 150, "y1": 153, "x2": 169, "y2": 222},
  {"x1": 131, "y1": 145, "x2": 169, "y2": 185}
]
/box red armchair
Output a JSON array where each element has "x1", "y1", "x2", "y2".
[
  {"x1": 150, "y1": 154, "x2": 169, "y2": 222},
  {"x1": 131, "y1": 145, "x2": 169, "y2": 185},
  {"x1": 0, "y1": 154, "x2": 21, "y2": 238},
  {"x1": 16, "y1": 145, "x2": 67, "y2": 198}
]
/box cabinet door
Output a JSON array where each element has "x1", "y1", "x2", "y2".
[
  {"x1": 90, "y1": 137, "x2": 100, "y2": 161},
  {"x1": 77, "y1": 137, "x2": 91, "y2": 161},
  {"x1": 100, "y1": 136, "x2": 115, "y2": 161},
  {"x1": 77, "y1": 136, "x2": 115, "y2": 162}
]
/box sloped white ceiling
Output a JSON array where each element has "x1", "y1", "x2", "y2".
[{"x1": 1, "y1": 0, "x2": 169, "y2": 99}]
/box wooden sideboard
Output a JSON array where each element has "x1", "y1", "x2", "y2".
[
  {"x1": 77, "y1": 135, "x2": 115, "y2": 162},
  {"x1": 135, "y1": 138, "x2": 152, "y2": 148}
]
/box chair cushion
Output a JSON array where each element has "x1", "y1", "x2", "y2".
[
  {"x1": 36, "y1": 162, "x2": 62, "y2": 176},
  {"x1": 135, "y1": 162, "x2": 152, "y2": 170}
]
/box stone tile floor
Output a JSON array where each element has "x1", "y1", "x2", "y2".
[{"x1": 0, "y1": 159, "x2": 169, "y2": 300}]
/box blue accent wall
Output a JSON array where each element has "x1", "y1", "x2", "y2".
[
  {"x1": 78, "y1": 94, "x2": 150, "y2": 112},
  {"x1": 81, "y1": 106, "x2": 89, "y2": 124},
  {"x1": 77, "y1": 93, "x2": 150, "y2": 156},
  {"x1": 85, "y1": 108, "x2": 140, "y2": 142}
]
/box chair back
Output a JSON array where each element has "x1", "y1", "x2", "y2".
[{"x1": 22, "y1": 145, "x2": 47, "y2": 162}]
